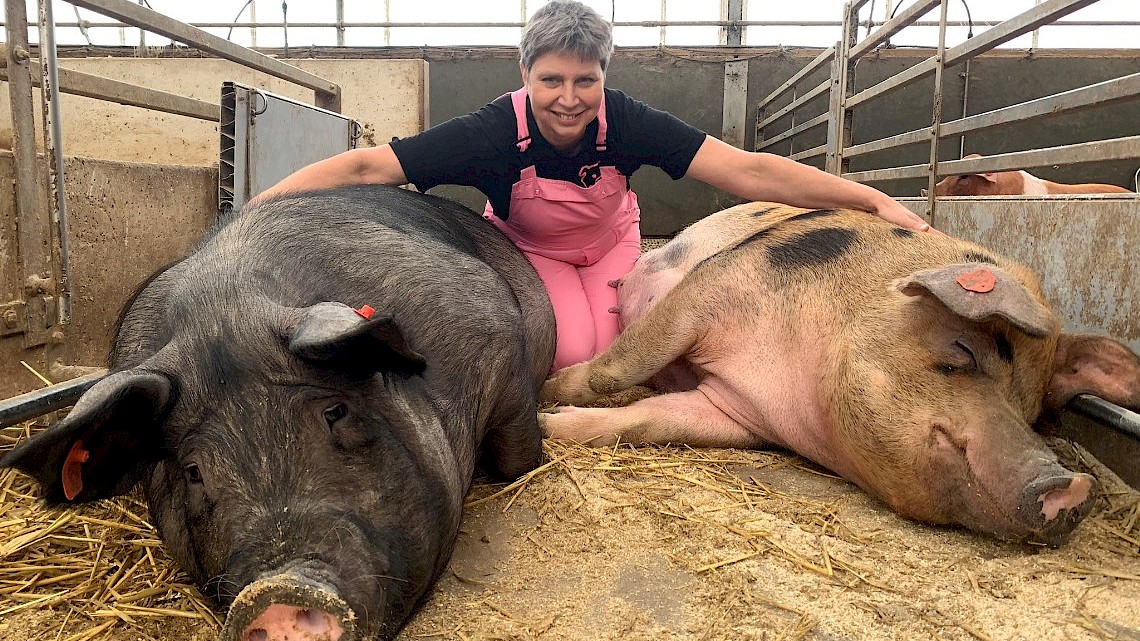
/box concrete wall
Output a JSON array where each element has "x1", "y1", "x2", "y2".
[
  {"x1": 0, "y1": 153, "x2": 216, "y2": 398},
  {"x1": 0, "y1": 58, "x2": 428, "y2": 166}
]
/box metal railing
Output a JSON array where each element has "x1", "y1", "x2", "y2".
[
  {"x1": 1, "y1": 0, "x2": 344, "y2": 416},
  {"x1": 754, "y1": 0, "x2": 1140, "y2": 211}
]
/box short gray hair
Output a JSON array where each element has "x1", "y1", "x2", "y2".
[{"x1": 520, "y1": 1, "x2": 614, "y2": 72}]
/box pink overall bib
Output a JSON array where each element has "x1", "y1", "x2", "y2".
[{"x1": 483, "y1": 87, "x2": 642, "y2": 373}]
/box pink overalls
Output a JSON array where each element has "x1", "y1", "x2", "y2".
[{"x1": 483, "y1": 87, "x2": 642, "y2": 373}]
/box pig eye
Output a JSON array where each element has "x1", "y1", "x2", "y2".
[
  {"x1": 184, "y1": 463, "x2": 203, "y2": 484},
  {"x1": 323, "y1": 403, "x2": 348, "y2": 426}
]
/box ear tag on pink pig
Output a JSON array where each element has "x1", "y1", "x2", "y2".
[
  {"x1": 955, "y1": 268, "x2": 996, "y2": 294},
  {"x1": 62, "y1": 440, "x2": 90, "y2": 500},
  {"x1": 354, "y1": 305, "x2": 375, "y2": 320}
]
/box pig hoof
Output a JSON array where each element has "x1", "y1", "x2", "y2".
[
  {"x1": 587, "y1": 372, "x2": 622, "y2": 395},
  {"x1": 220, "y1": 569, "x2": 359, "y2": 641}
]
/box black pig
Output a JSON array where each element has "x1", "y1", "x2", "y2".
[{"x1": 1, "y1": 185, "x2": 555, "y2": 641}]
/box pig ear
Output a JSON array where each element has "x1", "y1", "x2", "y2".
[
  {"x1": 0, "y1": 370, "x2": 173, "y2": 504},
  {"x1": 287, "y1": 302, "x2": 426, "y2": 377},
  {"x1": 1043, "y1": 334, "x2": 1140, "y2": 413},
  {"x1": 897, "y1": 263, "x2": 1059, "y2": 337},
  {"x1": 920, "y1": 188, "x2": 929, "y2": 197}
]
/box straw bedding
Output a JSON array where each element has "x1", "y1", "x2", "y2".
[{"x1": 3, "y1": 413, "x2": 1139, "y2": 641}]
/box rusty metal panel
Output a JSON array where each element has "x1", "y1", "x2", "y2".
[{"x1": 913, "y1": 197, "x2": 1139, "y2": 353}]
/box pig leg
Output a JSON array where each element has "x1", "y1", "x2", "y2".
[
  {"x1": 540, "y1": 291, "x2": 707, "y2": 406},
  {"x1": 541, "y1": 388, "x2": 765, "y2": 448}
]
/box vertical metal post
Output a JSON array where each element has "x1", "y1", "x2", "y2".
[
  {"x1": 4, "y1": 0, "x2": 54, "y2": 346},
  {"x1": 721, "y1": 0, "x2": 748, "y2": 149},
  {"x1": 659, "y1": 0, "x2": 667, "y2": 48},
  {"x1": 825, "y1": 2, "x2": 858, "y2": 175},
  {"x1": 925, "y1": 0, "x2": 950, "y2": 219},
  {"x1": 335, "y1": 0, "x2": 345, "y2": 46},
  {"x1": 38, "y1": 0, "x2": 73, "y2": 326},
  {"x1": 384, "y1": 0, "x2": 391, "y2": 46},
  {"x1": 250, "y1": 0, "x2": 258, "y2": 47}
]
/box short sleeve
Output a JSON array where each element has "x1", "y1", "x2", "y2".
[{"x1": 610, "y1": 90, "x2": 707, "y2": 180}]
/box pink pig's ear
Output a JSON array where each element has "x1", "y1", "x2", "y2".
[
  {"x1": 1043, "y1": 335, "x2": 1140, "y2": 413},
  {"x1": 897, "y1": 263, "x2": 1059, "y2": 337}
]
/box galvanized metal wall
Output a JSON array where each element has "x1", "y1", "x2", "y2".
[{"x1": 900, "y1": 196, "x2": 1139, "y2": 352}]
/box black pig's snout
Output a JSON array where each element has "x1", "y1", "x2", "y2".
[{"x1": 220, "y1": 567, "x2": 360, "y2": 641}]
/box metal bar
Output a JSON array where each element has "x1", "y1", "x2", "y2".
[
  {"x1": 38, "y1": 0, "x2": 73, "y2": 327},
  {"x1": 932, "y1": 136, "x2": 1140, "y2": 175},
  {"x1": 849, "y1": 0, "x2": 940, "y2": 60},
  {"x1": 925, "y1": 0, "x2": 951, "y2": 217},
  {"x1": 844, "y1": 128, "x2": 930, "y2": 158},
  {"x1": 0, "y1": 371, "x2": 106, "y2": 429},
  {"x1": 755, "y1": 46, "x2": 834, "y2": 113},
  {"x1": 722, "y1": 60, "x2": 748, "y2": 148},
  {"x1": 1069, "y1": 395, "x2": 1140, "y2": 442},
  {"x1": 758, "y1": 113, "x2": 828, "y2": 150},
  {"x1": 842, "y1": 135, "x2": 1140, "y2": 182},
  {"x1": 335, "y1": 0, "x2": 345, "y2": 47},
  {"x1": 66, "y1": 0, "x2": 342, "y2": 111},
  {"x1": 847, "y1": 0, "x2": 1100, "y2": 109},
  {"x1": 842, "y1": 73, "x2": 1140, "y2": 159},
  {"x1": 941, "y1": 73, "x2": 1140, "y2": 138},
  {"x1": 826, "y1": 4, "x2": 860, "y2": 176},
  {"x1": 790, "y1": 144, "x2": 827, "y2": 162},
  {"x1": 5, "y1": 0, "x2": 53, "y2": 312},
  {"x1": 6, "y1": 19, "x2": 1139, "y2": 29},
  {"x1": 0, "y1": 65, "x2": 220, "y2": 121},
  {"x1": 756, "y1": 81, "x2": 829, "y2": 130}
]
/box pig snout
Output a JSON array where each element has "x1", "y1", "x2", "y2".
[
  {"x1": 1020, "y1": 471, "x2": 1096, "y2": 545},
  {"x1": 220, "y1": 567, "x2": 361, "y2": 641},
  {"x1": 242, "y1": 603, "x2": 344, "y2": 641},
  {"x1": 922, "y1": 419, "x2": 1097, "y2": 545}
]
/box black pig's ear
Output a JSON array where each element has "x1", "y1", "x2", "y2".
[
  {"x1": 0, "y1": 370, "x2": 173, "y2": 504},
  {"x1": 287, "y1": 302, "x2": 426, "y2": 377},
  {"x1": 897, "y1": 263, "x2": 1059, "y2": 337}
]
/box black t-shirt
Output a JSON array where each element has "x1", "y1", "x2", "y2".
[{"x1": 390, "y1": 88, "x2": 707, "y2": 219}]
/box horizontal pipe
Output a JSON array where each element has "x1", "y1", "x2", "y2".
[
  {"x1": 0, "y1": 370, "x2": 107, "y2": 429},
  {"x1": 1069, "y1": 395, "x2": 1140, "y2": 442}
]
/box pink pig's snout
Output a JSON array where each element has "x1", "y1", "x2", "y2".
[
  {"x1": 1019, "y1": 471, "x2": 1096, "y2": 544},
  {"x1": 242, "y1": 603, "x2": 344, "y2": 641}
]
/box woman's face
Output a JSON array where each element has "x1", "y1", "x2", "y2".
[{"x1": 521, "y1": 50, "x2": 605, "y2": 152}]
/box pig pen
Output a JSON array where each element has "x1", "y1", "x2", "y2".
[{"x1": 2, "y1": 415, "x2": 1139, "y2": 641}]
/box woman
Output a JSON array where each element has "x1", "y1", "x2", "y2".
[{"x1": 254, "y1": 0, "x2": 934, "y2": 373}]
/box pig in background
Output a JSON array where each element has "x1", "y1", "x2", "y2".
[
  {"x1": 1, "y1": 185, "x2": 556, "y2": 641},
  {"x1": 541, "y1": 202, "x2": 1140, "y2": 546},
  {"x1": 925, "y1": 153, "x2": 1134, "y2": 196}
]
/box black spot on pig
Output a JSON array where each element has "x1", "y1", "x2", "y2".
[
  {"x1": 767, "y1": 227, "x2": 857, "y2": 269},
  {"x1": 748, "y1": 206, "x2": 780, "y2": 218},
  {"x1": 964, "y1": 251, "x2": 998, "y2": 264},
  {"x1": 787, "y1": 209, "x2": 836, "y2": 224},
  {"x1": 891, "y1": 227, "x2": 916, "y2": 239}
]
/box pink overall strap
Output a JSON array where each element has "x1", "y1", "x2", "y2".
[{"x1": 509, "y1": 87, "x2": 607, "y2": 153}]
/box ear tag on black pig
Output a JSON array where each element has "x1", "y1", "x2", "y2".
[
  {"x1": 956, "y1": 268, "x2": 996, "y2": 293},
  {"x1": 355, "y1": 305, "x2": 375, "y2": 319},
  {"x1": 61, "y1": 440, "x2": 90, "y2": 500}
]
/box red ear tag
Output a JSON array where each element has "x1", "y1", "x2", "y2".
[
  {"x1": 956, "y1": 268, "x2": 996, "y2": 293},
  {"x1": 62, "y1": 440, "x2": 90, "y2": 501},
  {"x1": 354, "y1": 305, "x2": 375, "y2": 320}
]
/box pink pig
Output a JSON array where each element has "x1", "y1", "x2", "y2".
[{"x1": 541, "y1": 202, "x2": 1140, "y2": 545}]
